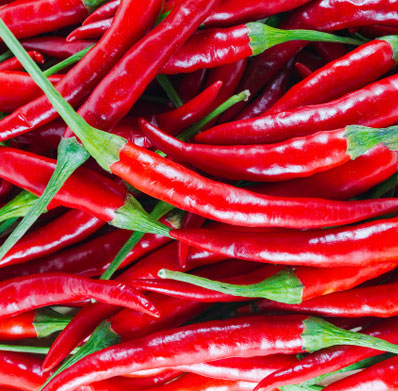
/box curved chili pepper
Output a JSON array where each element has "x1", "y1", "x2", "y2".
[
  {"x1": 321, "y1": 355, "x2": 398, "y2": 391},
  {"x1": 177, "y1": 69, "x2": 207, "y2": 103},
  {"x1": 0, "y1": 71, "x2": 62, "y2": 112},
  {"x1": 71, "y1": 0, "x2": 221, "y2": 133},
  {"x1": 67, "y1": 18, "x2": 112, "y2": 42},
  {"x1": 268, "y1": 37, "x2": 398, "y2": 115},
  {"x1": 0, "y1": 272, "x2": 158, "y2": 318},
  {"x1": 235, "y1": 64, "x2": 291, "y2": 121},
  {"x1": 142, "y1": 121, "x2": 352, "y2": 182},
  {"x1": 160, "y1": 23, "x2": 362, "y2": 75},
  {"x1": 0, "y1": 209, "x2": 103, "y2": 269},
  {"x1": 83, "y1": 0, "x2": 119, "y2": 25},
  {"x1": 0, "y1": 50, "x2": 43, "y2": 71},
  {"x1": 252, "y1": 146, "x2": 398, "y2": 200},
  {"x1": 42, "y1": 315, "x2": 398, "y2": 390},
  {"x1": 21, "y1": 36, "x2": 96, "y2": 59},
  {"x1": 0, "y1": 0, "x2": 163, "y2": 141},
  {"x1": 170, "y1": 216, "x2": 398, "y2": 268},
  {"x1": 197, "y1": 73, "x2": 398, "y2": 145}
]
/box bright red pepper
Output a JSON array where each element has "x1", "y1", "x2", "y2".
[
  {"x1": 83, "y1": 0, "x2": 120, "y2": 25},
  {"x1": 42, "y1": 315, "x2": 398, "y2": 390},
  {"x1": 0, "y1": 71, "x2": 62, "y2": 112},
  {"x1": 255, "y1": 318, "x2": 398, "y2": 390},
  {"x1": 67, "y1": 18, "x2": 112, "y2": 42},
  {"x1": 197, "y1": 74, "x2": 398, "y2": 145},
  {"x1": 0, "y1": 50, "x2": 43, "y2": 71},
  {"x1": 0, "y1": 0, "x2": 163, "y2": 141}
]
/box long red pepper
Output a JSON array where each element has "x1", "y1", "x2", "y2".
[
  {"x1": 21, "y1": 37, "x2": 96, "y2": 59},
  {"x1": 141, "y1": 121, "x2": 351, "y2": 182},
  {"x1": 0, "y1": 50, "x2": 43, "y2": 71},
  {"x1": 0, "y1": 0, "x2": 101, "y2": 41},
  {"x1": 255, "y1": 318, "x2": 398, "y2": 390},
  {"x1": 0, "y1": 0, "x2": 163, "y2": 140},
  {"x1": 67, "y1": 18, "x2": 112, "y2": 42},
  {"x1": 0, "y1": 309, "x2": 71, "y2": 340},
  {"x1": 69, "y1": 0, "x2": 221, "y2": 133},
  {"x1": 0, "y1": 209, "x2": 103, "y2": 268},
  {"x1": 268, "y1": 37, "x2": 398, "y2": 114},
  {"x1": 83, "y1": 0, "x2": 119, "y2": 25},
  {"x1": 321, "y1": 355, "x2": 398, "y2": 391},
  {"x1": 196, "y1": 74, "x2": 398, "y2": 145},
  {"x1": 42, "y1": 315, "x2": 398, "y2": 390},
  {"x1": 0, "y1": 71, "x2": 62, "y2": 114},
  {"x1": 0, "y1": 272, "x2": 159, "y2": 318}
]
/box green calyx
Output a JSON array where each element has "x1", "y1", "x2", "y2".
[
  {"x1": 0, "y1": 191, "x2": 38, "y2": 222},
  {"x1": 34, "y1": 309, "x2": 72, "y2": 339},
  {"x1": 380, "y1": 35, "x2": 398, "y2": 62},
  {"x1": 247, "y1": 22, "x2": 365, "y2": 56},
  {"x1": 39, "y1": 321, "x2": 120, "y2": 391},
  {"x1": 158, "y1": 268, "x2": 304, "y2": 304},
  {"x1": 345, "y1": 125, "x2": 398, "y2": 159},
  {"x1": 302, "y1": 316, "x2": 398, "y2": 354}
]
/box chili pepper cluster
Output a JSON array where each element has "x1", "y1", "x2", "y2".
[{"x1": 0, "y1": 0, "x2": 398, "y2": 390}]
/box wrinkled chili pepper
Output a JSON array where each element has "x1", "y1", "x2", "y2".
[
  {"x1": 255, "y1": 317, "x2": 398, "y2": 390},
  {"x1": 197, "y1": 73, "x2": 398, "y2": 145},
  {"x1": 0, "y1": 50, "x2": 43, "y2": 71},
  {"x1": 0, "y1": 71, "x2": 62, "y2": 112},
  {"x1": 268, "y1": 37, "x2": 398, "y2": 114},
  {"x1": 0, "y1": 0, "x2": 163, "y2": 141},
  {"x1": 142, "y1": 121, "x2": 353, "y2": 182},
  {"x1": 21, "y1": 37, "x2": 96, "y2": 59},
  {"x1": 42, "y1": 315, "x2": 398, "y2": 390}
]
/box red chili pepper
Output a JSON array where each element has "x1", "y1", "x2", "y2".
[
  {"x1": 142, "y1": 121, "x2": 353, "y2": 182},
  {"x1": 359, "y1": 24, "x2": 398, "y2": 38},
  {"x1": 0, "y1": 180, "x2": 12, "y2": 202},
  {"x1": 71, "y1": 0, "x2": 221, "y2": 133},
  {"x1": 196, "y1": 73, "x2": 398, "y2": 145},
  {"x1": 83, "y1": 0, "x2": 119, "y2": 25},
  {"x1": 0, "y1": 0, "x2": 163, "y2": 141},
  {"x1": 0, "y1": 209, "x2": 103, "y2": 268},
  {"x1": 255, "y1": 317, "x2": 398, "y2": 390},
  {"x1": 0, "y1": 272, "x2": 159, "y2": 318},
  {"x1": 0, "y1": 50, "x2": 43, "y2": 71},
  {"x1": 0, "y1": 0, "x2": 99, "y2": 41},
  {"x1": 21, "y1": 36, "x2": 96, "y2": 59},
  {"x1": 267, "y1": 37, "x2": 398, "y2": 115},
  {"x1": 67, "y1": 18, "x2": 112, "y2": 42},
  {"x1": 42, "y1": 315, "x2": 398, "y2": 390},
  {"x1": 251, "y1": 146, "x2": 398, "y2": 200},
  {"x1": 177, "y1": 69, "x2": 207, "y2": 103},
  {"x1": 170, "y1": 216, "x2": 398, "y2": 267},
  {"x1": 312, "y1": 42, "x2": 348, "y2": 62},
  {"x1": 295, "y1": 61, "x2": 313, "y2": 79},
  {"x1": 234, "y1": 63, "x2": 291, "y2": 121},
  {"x1": 321, "y1": 355, "x2": 398, "y2": 391},
  {"x1": 0, "y1": 309, "x2": 71, "y2": 340},
  {"x1": 0, "y1": 71, "x2": 62, "y2": 112}
]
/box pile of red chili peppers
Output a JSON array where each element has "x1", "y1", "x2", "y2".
[{"x1": 2, "y1": 0, "x2": 398, "y2": 390}]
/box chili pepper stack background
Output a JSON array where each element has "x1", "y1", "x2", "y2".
[{"x1": 1, "y1": 0, "x2": 398, "y2": 390}]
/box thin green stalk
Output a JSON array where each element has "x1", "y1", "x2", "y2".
[
  {"x1": 0, "y1": 218, "x2": 18, "y2": 236},
  {"x1": 0, "y1": 191, "x2": 38, "y2": 222},
  {"x1": 157, "y1": 74, "x2": 183, "y2": 107},
  {"x1": 0, "y1": 50, "x2": 12, "y2": 63},
  {"x1": 44, "y1": 45, "x2": 94, "y2": 76}
]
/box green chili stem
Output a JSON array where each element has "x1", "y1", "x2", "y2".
[{"x1": 156, "y1": 74, "x2": 183, "y2": 107}]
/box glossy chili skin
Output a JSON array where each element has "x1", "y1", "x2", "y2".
[
  {"x1": 83, "y1": 0, "x2": 120, "y2": 25},
  {"x1": 0, "y1": 147, "x2": 127, "y2": 222},
  {"x1": 142, "y1": 121, "x2": 350, "y2": 182},
  {"x1": 0, "y1": 272, "x2": 158, "y2": 319},
  {"x1": 268, "y1": 39, "x2": 398, "y2": 114},
  {"x1": 196, "y1": 74, "x2": 398, "y2": 145},
  {"x1": 255, "y1": 318, "x2": 398, "y2": 390},
  {"x1": 0, "y1": 0, "x2": 89, "y2": 41},
  {"x1": 0, "y1": 311, "x2": 36, "y2": 340},
  {"x1": 67, "y1": 18, "x2": 112, "y2": 42},
  {"x1": 0, "y1": 209, "x2": 103, "y2": 269},
  {"x1": 0, "y1": 0, "x2": 162, "y2": 141},
  {"x1": 252, "y1": 146, "x2": 398, "y2": 200},
  {"x1": 73, "y1": 0, "x2": 220, "y2": 133},
  {"x1": 322, "y1": 355, "x2": 398, "y2": 391},
  {"x1": 0, "y1": 50, "x2": 44, "y2": 71},
  {"x1": 285, "y1": 0, "x2": 398, "y2": 31},
  {"x1": 160, "y1": 25, "x2": 252, "y2": 74},
  {"x1": 235, "y1": 64, "x2": 290, "y2": 121},
  {"x1": 0, "y1": 71, "x2": 62, "y2": 112},
  {"x1": 21, "y1": 36, "x2": 96, "y2": 59},
  {"x1": 111, "y1": 141, "x2": 398, "y2": 228},
  {"x1": 171, "y1": 217, "x2": 398, "y2": 266},
  {"x1": 42, "y1": 315, "x2": 307, "y2": 391}
]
